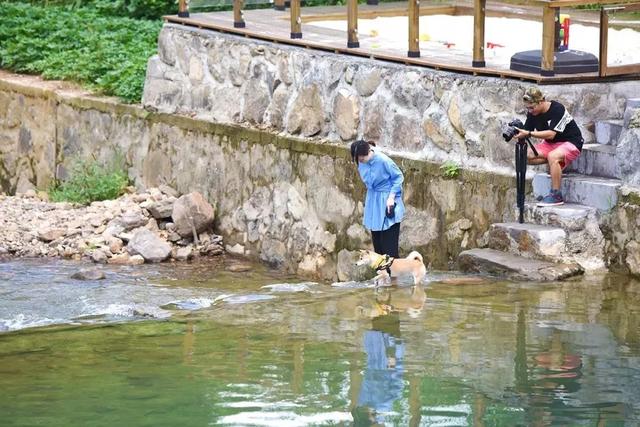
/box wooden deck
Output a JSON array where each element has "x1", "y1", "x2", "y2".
[{"x1": 165, "y1": 1, "x2": 640, "y2": 84}]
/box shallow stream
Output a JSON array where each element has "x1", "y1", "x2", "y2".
[{"x1": 1, "y1": 258, "x2": 639, "y2": 426}]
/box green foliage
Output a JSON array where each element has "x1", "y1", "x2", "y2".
[
  {"x1": 49, "y1": 157, "x2": 130, "y2": 205},
  {"x1": 440, "y1": 160, "x2": 461, "y2": 179},
  {"x1": 0, "y1": 3, "x2": 161, "y2": 102},
  {"x1": 15, "y1": 0, "x2": 177, "y2": 20}
]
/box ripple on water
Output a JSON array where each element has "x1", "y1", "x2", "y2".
[{"x1": 261, "y1": 282, "x2": 319, "y2": 293}]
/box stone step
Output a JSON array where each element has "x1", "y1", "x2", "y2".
[
  {"x1": 532, "y1": 173, "x2": 622, "y2": 212},
  {"x1": 519, "y1": 202, "x2": 597, "y2": 231},
  {"x1": 595, "y1": 119, "x2": 624, "y2": 146},
  {"x1": 566, "y1": 144, "x2": 618, "y2": 178},
  {"x1": 458, "y1": 248, "x2": 583, "y2": 281},
  {"x1": 624, "y1": 98, "x2": 640, "y2": 128},
  {"x1": 488, "y1": 222, "x2": 567, "y2": 261}
]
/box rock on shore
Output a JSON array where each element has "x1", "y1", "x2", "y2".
[{"x1": 0, "y1": 187, "x2": 224, "y2": 265}]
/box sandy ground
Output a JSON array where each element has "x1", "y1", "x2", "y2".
[{"x1": 312, "y1": 15, "x2": 640, "y2": 66}]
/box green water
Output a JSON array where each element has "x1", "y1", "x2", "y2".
[{"x1": 1, "y1": 259, "x2": 639, "y2": 426}]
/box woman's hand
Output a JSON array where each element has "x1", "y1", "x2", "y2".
[{"x1": 386, "y1": 195, "x2": 395, "y2": 214}]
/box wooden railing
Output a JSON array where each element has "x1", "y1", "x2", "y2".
[
  {"x1": 175, "y1": 0, "x2": 640, "y2": 79},
  {"x1": 599, "y1": 3, "x2": 640, "y2": 76}
]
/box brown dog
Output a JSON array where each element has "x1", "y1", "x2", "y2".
[{"x1": 355, "y1": 249, "x2": 427, "y2": 286}]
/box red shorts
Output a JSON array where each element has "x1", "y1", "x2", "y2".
[{"x1": 534, "y1": 141, "x2": 581, "y2": 169}]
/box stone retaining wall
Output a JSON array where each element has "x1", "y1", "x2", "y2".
[
  {"x1": 144, "y1": 25, "x2": 640, "y2": 174},
  {"x1": 0, "y1": 73, "x2": 518, "y2": 279}
]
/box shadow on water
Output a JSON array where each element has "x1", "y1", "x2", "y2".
[{"x1": 1, "y1": 258, "x2": 640, "y2": 426}]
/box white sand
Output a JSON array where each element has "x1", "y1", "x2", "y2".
[{"x1": 312, "y1": 15, "x2": 640, "y2": 66}]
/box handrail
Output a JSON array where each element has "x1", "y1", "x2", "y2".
[
  {"x1": 170, "y1": 0, "x2": 640, "y2": 80},
  {"x1": 599, "y1": 3, "x2": 640, "y2": 76}
]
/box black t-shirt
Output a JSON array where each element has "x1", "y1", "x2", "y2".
[{"x1": 524, "y1": 100, "x2": 583, "y2": 150}]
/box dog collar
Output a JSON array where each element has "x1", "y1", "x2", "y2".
[{"x1": 375, "y1": 254, "x2": 395, "y2": 275}]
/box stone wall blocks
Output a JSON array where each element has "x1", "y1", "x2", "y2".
[
  {"x1": 264, "y1": 83, "x2": 289, "y2": 129},
  {"x1": 360, "y1": 94, "x2": 388, "y2": 143},
  {"x1": 228, "y1": 44, "x2": 252, "y2": 87},
  {"x1": 277, "y1": 55, "x2": 293, "y2": 86},
  {"x1": 422, "y1": 103, "x2": 464, "y2": 153},
  {"x1": 353, "y1": 67, "x2": 383, "y2": 97},
  {"x1": 616, "y1": 129, "x2": 640, "y2": 185},
  {"x1": 188, "y1": 56, "x2": 205, "y2": 83},
  {"x1": 206, "y1": 46, "x2": 227, "y2": 83},
  {"x1": 158, "y1": 28, "x2": 177, "y2": 66},
  {"x1": 391, "y1": 71, "x2": 430, "y2": 111},
  {"x1": 242, "y1": 78, "x2": 271, "y2": 125},
  {"x1": 145, "y1": 56, "x2": 167, "y2": 80},
  {"x1": 285, "y1": 84, "x2": 324, "y2": 137},
  {"x1": 391, "y1": 111, "x2": 422, "y2": 152},
  {"x1": 333, "y1": 88, "x2": 360, "y2": 141}
]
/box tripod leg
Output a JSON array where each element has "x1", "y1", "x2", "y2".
[{"x1": 515, "y1": 143, "x2": 527, "y2": 224}]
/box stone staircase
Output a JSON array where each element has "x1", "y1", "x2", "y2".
[{"x1": 458, "y1": 98, "x2": 640, "y2": 281}]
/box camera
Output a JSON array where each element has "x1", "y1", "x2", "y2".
[{"x1": 502, "y1": 118, "x2": 525, "y2": 142}]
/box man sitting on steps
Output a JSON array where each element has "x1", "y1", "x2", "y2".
[{"x1": 516, "y1": 87, "x2": 584, "y2": 207}]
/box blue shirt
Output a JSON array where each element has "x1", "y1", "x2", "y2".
[{"x1": 357, "y1": 150, "x2": 405, "y2": 232}]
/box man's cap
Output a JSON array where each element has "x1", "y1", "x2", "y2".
[{"x1": 523, "y1": 87, "x2": 545, "y2": 103}]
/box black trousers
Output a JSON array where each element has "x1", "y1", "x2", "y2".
[{"x1": 371, "y1": 222, "x2": 400, "y2": 258}]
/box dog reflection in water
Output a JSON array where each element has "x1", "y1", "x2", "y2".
[{"x1": 356, "y1": 280, "x2": 427, "y2": 320}]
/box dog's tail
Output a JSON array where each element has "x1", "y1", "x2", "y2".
[{"x1": 408, "y1": 251, "x2": 423, "y2": 263}]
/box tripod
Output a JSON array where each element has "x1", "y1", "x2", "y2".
[{"x1": 515, "y1": 138, "x2": 538, "y2": 224}]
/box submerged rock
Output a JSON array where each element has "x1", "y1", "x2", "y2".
[{"x1": 71, "y1": 268, "x2": 106, "y2": 281}]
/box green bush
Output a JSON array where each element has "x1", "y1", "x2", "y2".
[
  {"x1": 49, "y1": 158, "x2": 130, "y2": 205},
  {"x1": 15, "y1": 0, "x2": 177, "y2": 20},
  {"x1": 0, "y1": 3, "x2": 161, "y2": 102}
]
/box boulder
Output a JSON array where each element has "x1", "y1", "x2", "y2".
[
  {"x1": 71, "y1": 268, "x2": 106, "y2": 280},
  {"x1": 37, "y1": 228, "x2": 66, "y2": 242},
  {"x1": 172, "y1": 192, "x2": 215, "y2": 238},
  {"x1": 174, "y1": 246, "x2": 193, "y2": 261},
  {"x1": 145, "y1": 197, "x2": 176, "y2": 219},
  {"x1": 127, "y1": 228, "x2": 172, "y2": 263},
  {"x1": 90, "y1": 249, "x2": 109, "y2": 264},
  {"x1": 336, "y1": 249, "x2": 372, "y2": 282}
]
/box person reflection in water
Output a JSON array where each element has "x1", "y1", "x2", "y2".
[{"x1": 352, "y1": 304, "x2": 405, "y2": 426}]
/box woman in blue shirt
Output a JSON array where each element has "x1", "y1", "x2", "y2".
[{"x1": 350, "y1": 140, "x2": 405, "y2": 258}]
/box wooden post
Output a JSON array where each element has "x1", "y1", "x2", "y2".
[
  {"x1": 541, "y1": 3, "x2": 556, "y2": 76},
  {"x1": 599, "y1": 7, "x2": 609, "y2": 77},
  {"x1": 408, "y1": 0, "x2": 420, "y2": 57},
  {"x1": 234, "y1": 0, "x2": 245, "y2": 28},
  {"x1": 347, "y1": 0, "x2": 359, "y2": 48},
  {"x1": 178, "y1": 0, "x2": 189, "y2": 17},
  {"x1": 472, "y1": 0, "x2": 486, "y2": 67},
  {"x1": 274, "y1": 0, "x2": 285, "y2": 11},
  {"x1": 290, "y1": 0, "x2": 302, "y2": 39}
]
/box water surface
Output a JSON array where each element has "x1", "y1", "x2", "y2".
[{"x1": 1, "y1": 258, "x2": 639, "y2": 426}]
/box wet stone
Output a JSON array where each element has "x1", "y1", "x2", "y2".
[{"x1": 71, "y1": 268, "x2": 106, "y2": 281}]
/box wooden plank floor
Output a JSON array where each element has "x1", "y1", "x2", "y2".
[{"x1": 164, "y1": 1, "x2": 639, "y2": 83}]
